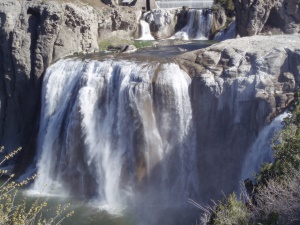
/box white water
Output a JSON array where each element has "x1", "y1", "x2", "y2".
[
  {"x1": 137, "y1": 19, "x2": 155, "y2": 40},
  {"x1": 170, "y1": 9, "x2": 213, "y2": 40},
  {"x1": 32, "y1": 58, "x2": 199, "y2": 212},
  {"x1": 214, "y1": 21, "x2": 236, "y2": 42},
  {"x1": 156, "y1": 0, "x2": 213, "y2": 9},
  {"x1": 241, "y1": 112, "x2": 290, "y2": 180}
]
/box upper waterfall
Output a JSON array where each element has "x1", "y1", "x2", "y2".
[
  {"x1": 32, "y1": 58, "x2": 199, "y2": 211},
  {"x1": 170, "y1": 9, "x2": 213, "y2": 40},
  {"x1": 137, "y1": 14, "x2": 155, "y2": 40}
]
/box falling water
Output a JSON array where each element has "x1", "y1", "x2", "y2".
[
  {"x1": 214, "y1": 21, "x2": 236, "y2": 42},
  {"x1": 170, "y1": 9, "x2": 213, "y2": 40},
  {"x1": 137, "y1": 17, "x2": 155, "y2": 40},
  {"x1": 156, "y1": 0, "x2": 213, "y2": 9},
  {"x1": 240, "y1": 112, "x2": 290, "y2": 181},
  {"x1": 32, "y1": 58, "x2": 199, "y2": 212}
]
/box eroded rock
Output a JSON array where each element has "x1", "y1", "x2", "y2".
[
  {"x1": 176, "y1": 34, "x2": 300, "y2": 201},
  {"x1": 0, "y1": 0, "x2": 139, "y2": 165},
  {"x1": 235, "y1": 0, "x2": 300, "y2": 36}
]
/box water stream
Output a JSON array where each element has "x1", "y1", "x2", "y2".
[
  {"x1": 170, "y1": 9, "x2": 213, "y2": 40},
  {"x1": 241, "y1": 112, "x2": 290, "y2": 181}
]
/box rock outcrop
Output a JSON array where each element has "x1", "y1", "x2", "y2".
[
  {"x1": 0, "y1": 0, "x2": 139, "y2": 163},
  {"x1": 235, "y1": 0, "x2": 300, "y2": 36},
  {"x1": 143, "y1": 9, "x2": 179, "y2": 39},
  {"x1": 176, "y1": 34, "x2": 300, "y2": 201}
]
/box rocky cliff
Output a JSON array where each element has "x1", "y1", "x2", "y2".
[
  {"x1": 176, "y1": 34, "x2": 300, "y2": 200},
  {"x1": 0, "y1": 0, "x2": 139, "y2": 163},
  {"x1": 235, "y1": 0, "x2": 300, "y2": 36}
]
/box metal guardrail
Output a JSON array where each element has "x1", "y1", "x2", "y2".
[{"x1": 156, "y1": 0, "x2": 213, "y2": 9}]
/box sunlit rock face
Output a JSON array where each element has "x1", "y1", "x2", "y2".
[
  {"x1": 235, "y1": 0, "x2": 300, "y2": 36},
  {"x1": 142, "y1": 9, "x2": 179, "y2": 39},
  {"x1": 176, "y1": 34, "x2": 300, "y2": 200}
]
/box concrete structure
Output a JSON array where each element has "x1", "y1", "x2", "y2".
[
  {"x1": 118, "y1": 0, "x2": 158, "y2": 11},
  {"x1": 118, "y1": 0, "x2": 213, "y2": 10},
  {"x1": 134, "y1": 0, "x2": 158, "y2": 11},
  {"x1": 156, "y1": 0, "x2": 213, "y2": 9}
]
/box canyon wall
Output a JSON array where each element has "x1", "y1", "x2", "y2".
[
  {"x1": 0, "y1": 0, "x2": 139, "y2": 163},
  {"x1": 235, "y1": 0, "x2": 300, "y2": 36},
  {"x1": 176, "y1": 35, "x2": 300, "y2": 199}
]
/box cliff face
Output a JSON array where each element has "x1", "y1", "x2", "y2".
[
  {"x1": 176, "y1": 35, "x2": 300, "y2": 200},
  {"x1": 0, "y1": 0, "x2": 139, "y2": 158},
  {"x1": 235, "y1": 0, "x2": 300, "y2": 36}
]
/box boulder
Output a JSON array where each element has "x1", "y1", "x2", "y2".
[
  {"x1": 235, "y1": 0, "x2": 300, "y2": 36},
  {"x1": 143, "y1": 9, "x2": 178, "y2": 39}
]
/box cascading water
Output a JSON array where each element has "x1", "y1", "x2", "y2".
[
  {"x1": 32, "y1": 58, "x2": 199, "y2": 212},
  {"x1": 156, "y1": 0, "x2": 213, "y2": 9},
  {"x1": 214, "y1": 21, "x2": 236, "y2": 42},
  {"x1": 137, "y1": 14, "x2": 155, "y2": 40},
  {"x1": 170, "y1": 9, "x2": 213, "y2": 40},
  {"x1": 137, "y1": 20, "x2": 155, "y2": 40},
  {"x1": 240, "y1": 112, "x2": 290, "y2": 181}
]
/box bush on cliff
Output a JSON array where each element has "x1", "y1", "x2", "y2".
[
  {"x1": 0, "y1": 147, "x2": 74, "y2": 224},
  {"x1": 205, "y1": 193, "x2": 249, "y2": 225}
]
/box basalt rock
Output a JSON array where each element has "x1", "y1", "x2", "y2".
[
  {"x1": 176, "y1": 34, "x2": 300, "y2": 201},
  {"x1": 235, "y1": 0, "x2": 300, "y2": 36},
  {"x1": 143, "y1": 9, "x2": 178, "y2": 39}
]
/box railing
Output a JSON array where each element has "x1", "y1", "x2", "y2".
[{"x1": 156, "y1": 0, "x2": 213, "y2": 9}]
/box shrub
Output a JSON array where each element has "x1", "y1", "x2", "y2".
[
  {"x1": 0, "y1": 147, "x2": 74, "y2": 224},
  {"x1": 196, "y1": 193, "x2": 250, "y2": 225}
]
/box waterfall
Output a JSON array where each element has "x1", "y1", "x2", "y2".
[
  {"x1": 156, "y1": 0, "x2": 213, "y2": 9},
  {"x1": 137, "y1": 15, "x2": 155, "y2": 40},
  {"x1": 170, "y1": 9, "x2": 213, "y2": 40},
  {"x1": 32, "y1": 58, "x2": 199, "y2": 211},
  {"x1": 240, "y1": 112, "x2": 290, "y2": 181},
  {"x1": 214, "y1": 21, "x2": 236, "y2": 42}
]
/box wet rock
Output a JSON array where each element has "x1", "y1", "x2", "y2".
[
  {"x1": 120, "y1": 44, "x2": 137, "y2": 53},
  {"x1": 0, "y1": 0, "x2": 139, "y2": 164},
  {"x1": 143, "y1": 9, "x2": 178, "y2": 39},
  {"x1": 176, "y1": 34, "x2": 300, "y2": 201}
]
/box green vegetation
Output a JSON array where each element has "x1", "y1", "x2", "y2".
[
  {"x1": 98, "y1": 38, "x2": 155, "y2": 51},
  {"x1": 0, "y1": 147, "x2": 74, "y2": 224},
  {"x1": 207, "y1": 193, "x2": 249, "y2": 225},
  {"x1": 201, "y1": 90, "x2": 300, "y2": 225},
  {"x1": 257, "y1": 92, "x2": 300, "y2": 183}
]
